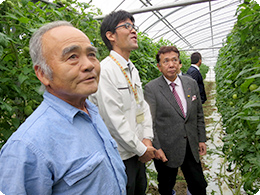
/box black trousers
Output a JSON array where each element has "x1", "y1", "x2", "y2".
[
  {"x1": 154, "y1": 143, "x2": 207, "y2": 195},
  {"x1": 123, "y1": 155, "x2": 147, "y2": 195}
]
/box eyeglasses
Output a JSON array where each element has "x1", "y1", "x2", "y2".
[
  {"x1": 115, "y1": 23, "x2": 139, "y2": 32},
  {"x1": 161, "y1": 58, "x2": 179, "y2": 66}
]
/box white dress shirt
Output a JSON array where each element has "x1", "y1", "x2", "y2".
[{"x1": 163, "y1": 75, "x2": 187, "y2": 115}]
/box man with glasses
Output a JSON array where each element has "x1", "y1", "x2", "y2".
[
  {"x1": 144, "y1": 46, "x2": 207, "y2": 195},
  {"x1": 89, "y1": 10, "x2": 155, "y2": 195}
]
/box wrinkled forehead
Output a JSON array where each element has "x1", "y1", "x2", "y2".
[
  {"x1": 160, "y1": 51, "x2": 179, "y2": 59},
  {"x1": 42, "y1": 26, "x2": 92, "y2": 54},
  {"x1": 43, "y1": 26, "x2": 90, "y2": 45}
]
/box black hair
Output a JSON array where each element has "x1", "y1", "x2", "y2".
[
  {"x1": 191, "y1": 52, "x2": 202, "y2": 64},
  {"x1": 156, "y1": 46, "x2": 180, "y2": 63},
  {"x1": 100, "y1": 10, "x2": 135, "y2": 51}
]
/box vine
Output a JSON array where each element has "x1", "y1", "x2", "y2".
[{"x1": 215, "y1": 0, "x2": 260, "y2": 193}]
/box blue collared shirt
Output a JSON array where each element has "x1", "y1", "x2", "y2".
[{"x1": 0, "y1": 91, "x2": 127, "y2": 195}]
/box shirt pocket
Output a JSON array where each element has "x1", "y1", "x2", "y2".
[
  {"x1": 117, "y1": 84, "x2": 131, "y2": 111},
  {"x1": 63, "y1": 152, "x2": 104, "y2": 186}
]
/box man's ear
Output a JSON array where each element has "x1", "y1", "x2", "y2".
[
  {"x1": 198, "y1": 59, "x2": 202, "y2": 66},
  {"x1": 34, "y1": 65, "x2": 50, "y2": 86},
  {"x1": 106, "y1": 31, "x2": 115, "y2": 42}
]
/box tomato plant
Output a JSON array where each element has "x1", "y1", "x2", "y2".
[
  {"x1": 215, "y1": 0, "x2": 260, "y2": 193},
  {"x1": 0, "y1": 0, "x2": 101, "y2": 148}
]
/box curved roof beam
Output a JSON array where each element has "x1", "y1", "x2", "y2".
[
  {"x1": 113, "y1": 0, "x2": 127, "y2": 12},
  {"x1": 142, "y1": 7, "x2": 184, "y2": 33},
  {"x1": 138, "y1": 0, "x2": 193, "y2": 47},
  {"x1": 150, "y1": 3, "x2": 211, "y2": 38},
  {"x1": 171, "y1": 8, "x2": 237, "y2": 38},
  {"x1": 153, "y1": 0, "x2": 238, "y2": 40},
  {"x1": 209, "y1": 1, "x2": 214, "y2": 48},
  {"x1": 94, "y1": 0, "x2": 217, "y2": 19},
  {"x1": 138, "y1": 13, "x2": 155, "y2": 28},
  {"x1": 179, "y1": 47, "x2": 222, "y2": 51},
  {"x1": 172, "y1": 18, "x2": 236, "y2": 44},
  {"x1": 188, "y1": 32, "x2": 231, "y2": 47}
]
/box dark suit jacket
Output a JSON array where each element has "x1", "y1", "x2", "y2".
[
  {"x1": 144, "y1": 75, "x2": 206, "y2": 168},
  {"x1": 186, "y1": 66, "x2": 207, "y2": 104}
]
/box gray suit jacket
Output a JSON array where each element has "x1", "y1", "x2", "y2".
[{"x1": 144, "y1": 75, "x2": 206, "y2": 168}]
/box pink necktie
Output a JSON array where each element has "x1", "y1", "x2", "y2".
[{"x1": 171, "y1": 83, "x2": 185, "y2": 117}]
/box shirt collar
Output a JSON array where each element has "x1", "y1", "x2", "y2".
[
  {"x1": 110, "y1": 50, "x2": 132, "y2": 70},
  {"x1": 43, "y1": 91, "x2": 98, "y2": 123},
  {"x1": 191, "y1": 64, "x2": 200, "y2": 70},
  {"x1": 163, "y1": 75, "x2": 181, "y2": 86}
]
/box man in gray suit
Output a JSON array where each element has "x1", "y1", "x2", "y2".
[{"x1": 144, "y1": 46, "x2": 207, "y2": 195}]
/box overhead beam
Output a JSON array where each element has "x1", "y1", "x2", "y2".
[
  {"x1": 94, "y1": 0, "x2": 217, "y2": 20},
  {"x1": 153, "y1": 1, "x2": 238, "y2": 40},
  {"x1": 139, "y1": 0, "x2": 193, "y2": 47},
  {"x1": 179, "y1": 47, "x2": 222, "y2": 51}
]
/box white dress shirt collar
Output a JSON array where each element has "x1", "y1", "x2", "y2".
[
  {"x1": 191, "y1": 64, "x2": 200, "y2": 71},
  {"x1": 163, "y1": 75, "x2": 181, "y2": 86},
  {"x1": 162, "y1": 75, "x2": 187, "y2": 115}
]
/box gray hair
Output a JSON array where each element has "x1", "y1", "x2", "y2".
[{"x1": 29, "y1": 21, "x2": 73, "y2": 91}]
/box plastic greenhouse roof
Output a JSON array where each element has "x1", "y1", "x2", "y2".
[{"x1": 88, "y1": 0, "x2": 245, "y2": 81}]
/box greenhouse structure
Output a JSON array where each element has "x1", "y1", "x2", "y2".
[{"x1": 0, "y1": 0, "x2": 259, "y2": 194}]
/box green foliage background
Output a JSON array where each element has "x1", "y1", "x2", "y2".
[
  {"x1": 0, "y1": 0, "x2": 102, "y2": 148},
  {"x1": 0, "y1": 0, "x2": 208, "y2": 148},
  {"x1": 215, "y1": 0, "x2": 260, "y2": 193}
]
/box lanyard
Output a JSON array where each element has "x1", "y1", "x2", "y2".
[{"x1": 109, "y1": 54, "x2": 139, "y2": 104}]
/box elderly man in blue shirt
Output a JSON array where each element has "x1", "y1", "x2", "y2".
[{"x1": 0, "y1": 21, "x2": 127, "y2": 195}]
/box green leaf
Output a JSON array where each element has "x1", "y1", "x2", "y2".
[
  {"x1": 4, "y1": 13, "x2": 19, "y2": 20},
  {"x1": 243, "y1": 102, "x2": 260, "y2": 109},
  {"x1": 256, "y1": 129, "x2": 260, "y2": 135},
  {"x1": 22, "y1": 66, "x2": 32, "y2": 75},
  {"x1": 257, "y1": 123, "x2": 260, "y2": 134},
  {"x1": 235, "y1": 67, "x2": 260, "y2": 79},
  {"x1": 247, "y1": 73, "x2": 260, "y2": 79},
  {"x1": 0, "y1": 78, "x2": 11, "y2": 83},
  {"x1": 0, "y1": 33, "x2": 9, "y2": 47},
  {"x1": 254, "y1": 86, "x2": 260, "y2": 92},
  {"x1": 0, "y1": 45, "x2": 3, "y2": 57},
  {"x1": 240, "y1": 78, "x2": 254, "y2": 93},
  {"x1": 11, "y1": 118, "x2": 20, "y2": 129},
  {"x1": 1, "y1": 128, "x2": 14, "y2": 140},
  {"x1": 19, "y1": 17, "x2": 29, "y2": 24},
  {"x1": 0, "y1": 102, "x2": 13, "y2": 112},
  {"x1": 240, "y1": 116, "x2": 259, "y2": 121},
  {"x1": 240, "y1": 26, "x2": 250, "y2": 44},
  {"x1": 21, "y1": 0, "x2": 30, "y2": 6},
  {"x1": 18, "y1": 74, "x2": 28, "y2": 84}
]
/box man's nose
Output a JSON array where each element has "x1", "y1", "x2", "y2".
[
  {"x1": 168, "y1": 60, "x2": 176, "y2": 67},
  {"x1": 131, "y1": 28, "x2": 137, "y2": 34},
  {"x1": 81, "y1": 57, "x2": 95, "y2": 72}
]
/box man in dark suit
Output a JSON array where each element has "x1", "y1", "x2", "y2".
[
  {"x1": 144, "y1": 46, "x2": 207, "y2": 195},
  {"x1": 186, "y1": 52, "x2": 207, "y2": 104}
]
